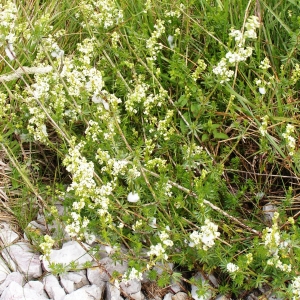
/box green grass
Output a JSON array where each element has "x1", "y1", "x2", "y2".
[{"x1": 2, "y1": 0, "x2": 300, "y2": 298}]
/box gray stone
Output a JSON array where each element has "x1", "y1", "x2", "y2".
[
  {"x1": 43, "y1": 241, "x2": 94, "y2": 272},
  {"x1": 120, "y1": 279, "x2": 141, "y2": 295},
  {"x1": 60, "y1": 270, "x2": 89, "y2": 293},
  {"x1": 63, "y1": 284, "x2": 104, "y2": 300},
  {"x1": 171, "y1": 292, "x2": 189, "y2": 300},
  {"x1": 87, "y1": 257, "x2": 128, "y2": 283},
  {"x1": 24, "y1": 280, "x2": 48, "y2": 298},
  {"x1": 106, "y1": 282, "x2": 123, "y2": 300},
  {"x1": 129, "y1": 291, "x2": 145, "y2": 300},
  {"x1": 0, "y1": 257, "x2": 10, "y2": 284},
  {"x1": 1, "y1": 242, "x2": 42, "y2": 280},
  {"x1": 0, "y1": 223, "x2": 19, "y2": 245},
  {"x1": 43, "y1": 274, "x2": 66, "y2": 300},
  {"x1": 0, "y1": 281, "x2": 49, "y2": 300},
  {"x1": 263, "y1": 203, "x2": 277, "y2": 223},
  {"x1": 0, "y1": 272, "x2": 23, "y2": 295},
  {"x1": 163, "y1": 293, "x2": 173, "y2": 300}
]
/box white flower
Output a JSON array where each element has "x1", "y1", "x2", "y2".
[
  {"x1": 149, "y1": 217, "x2": 157, "y2": 228},
  {"x1": 167, "y1": 35, "x2": 174, "y2": 49},
  {"x1": 259, "y1": 87, "x2": 266, "y2": 95},
  {"x1": 227, "y1": 263, "x2": 239, "y2": 273},
  {"x1": 127, "y1": 192, "x2": 140, "y2": 203},
  {"x1": 5, "y1": 43, "x2": 15, "y2": 60}
]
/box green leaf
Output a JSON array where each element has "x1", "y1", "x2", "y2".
[
  {"x1": 202, "y1": 133, "x2": 209, "y2": 142},
  {"x1": 213, "y1": 131, "x2": 229, "y2": 140}
]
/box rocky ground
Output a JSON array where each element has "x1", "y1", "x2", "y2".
[
  {"x1": 0, "y1": 211, "x2": 284, "y2": 300},
  {"x1": 0, "y1": 154, "x2": 282, "y2": 300}
]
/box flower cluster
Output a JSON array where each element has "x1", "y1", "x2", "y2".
[
  {"x1": 291, "y1": 64, "x2": 300, "y2": 84},
  {"x1": 146, "y1": 19, "x2": 165, "y2": 61},
  {"x1": 189, "y1": 219, "x2": 220, "y2": 251},
  {"x1": 121, "y1": 268, "x2": 143, "y2": 284},
  {"x1": 282, "y1": 124, "x2": 296, "y2": 156},
  {"x1": 226, "y1": 262, "x2": 239, "y2": 273},
  {"x1": 39, "y1": 235, "x2": 55, "y2": 261},
  {"x1": 78, "y1": 0, "x2": 123, "y2": 29},
  {"x1": 63, "y1": 139, "x2": 114, "y2": 237},
  {"x1": 147, "y1": 227, "x2": 173, "y2": 261},
  {"x1": 259, "y1": 57, "x2": 271, "y2": 70},
  {"x1": 147, "y1": 243, "x2": 168, "y2": 260},
  {"x1": 0, "y1": 92, "x2": 10, "y2": 119},
  {"x1": 0, "y1": 1, "x2": 17, "y2": 60},
  {"x1": 192, "y1": 59, "x2": 207, "y2": 81},
  {"x1": 291, "y1": 276, "x2": 300, "y2": 299},
  {"x1": 213, "y1": 16, "x2": 260, "y2": 83},
  {"x1": 259, "y1": 115, "x2": 269, "y2": 136},
  {"x1": 262, "y1": 212, "x2": 292, "y2": 273},
  {"x1": 158, "y1": 229, "x2": 173, "y2": 247}
]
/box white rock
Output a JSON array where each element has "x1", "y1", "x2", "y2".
[
  {"x1": 263, "y1": 203, "x2": 277, "y2": 223},
  {"x1": 170, "y1": 280, "x2": 181, "y2": 294},
  {"x1": 120, "y1": 279, "x2": 141, "y2": 295},
  {"x1": 106, "y1": 282, "x2": 123, "y2": 300},
  {"x1": 171, "y1": 292, "x2": 189, "y2": 300},
  {"x1": 0, "y1": 222, "x2": 19, "y2": 245},
  {"x1": 60, "y1": 270, "x2": 89, "y2": 293},
  {"x1": 24, "y1": 280, "x2": 48, "y2": 298},
  {"x1": 43, "y1": 274, "x2": 66, "y2": 300},
  {"x1": 208, "y1": 274, "x2": 218, "y2": 287},
  {"x1": 0, "y1": 257, "x2": 11, "y2": 284},
  {"x1": 0, "y1": 281, "x2": 49, "y2": 300},
  {"x1": 190, "y1": 272, "x2": 212, "y2": 300},
  {"x1": 1, "y1": 242, "x2": 42, "y2": 280},
  {"x1": 163, "y1": 293, "x2": 173, "y2": 300},
  {"x1": 87, "y1": 257, "x2": 128, "y2": 283},
  {"x1": 128, "y1": 291, "x2": 145, "y2": 300},
  {"x1": 63, "y1": 284, "x2": 104, "y2": 300},
  {"x1": 0, "y1": 272, "x2": 23, "y2": 294},
  {"x1": 43, "y1": 241, "x2": 94, "y2": 272}
]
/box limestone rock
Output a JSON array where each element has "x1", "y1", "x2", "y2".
[
  {"x1": 0, "y1": 222, "x2": 19, "y2": 245},
  {"x1": 128, "y1": 291, "x2": 145, "y2": 300},
  {"x1": 1, "y1": 242, "x2": 42, "y2": 280},
  {"x1": 63, "y1": 284, "x2": 104, "y2": 300},
  {"x1": 24, "y1": 280, "x2": 49, "y2": 298},
  {"x1": 0, "y1": 272, "x2": 23, "y2": 295},
  {"x1": 171, "y1": 292, "x2": 189, "y2": 300},
  {"x1": 106, "y1": 282, "x2": 123, "y2": 300},
  {"x1": 120, "y1": 279, "x2": 141, "y2": 295},
  {"x1": 0, "y1": 281, "x2": 49, "y2": 300},
  {"x1": 43, "y1": 241, "x2": 94, "y2": 272},
  {"x1": 43, "y1": 274, "x2": 66, "y2": 300},
  {"x1": 263, "y1": 203, "x2": 277, "y2": 223},
  {"x1": 0, "y1": 257, "x2": 10, "y2": 284},
  {"x1": 87, "y1": 257, "x2": 128, "y2": 283},
  {"x1": 60, "y1": 270, "x2": 89, "y2": 293},
  {"x1": 163, "y1": 293, "x2": 173, "y2": 300}
]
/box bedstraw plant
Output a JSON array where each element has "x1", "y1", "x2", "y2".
[{"x1": 2, "y1": 0, "x2": 300, "y2": 298}]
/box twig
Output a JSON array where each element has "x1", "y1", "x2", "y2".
[{"x1": 0, "y1": 66, "x2": 53, "y2": 82}]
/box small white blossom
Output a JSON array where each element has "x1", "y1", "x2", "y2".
[
  {"x1": 259, "y1": 87, "x2": 266, "y2": 95},
  {"x1": 127, "y1": 192, "x2": 140, "y2": 203},
  {"x1": 291, "y1": 276, "x2": 300, "y2": 299},
  {"x1": 226, "y1": 263, "x2": 239, "y2": 273}
]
